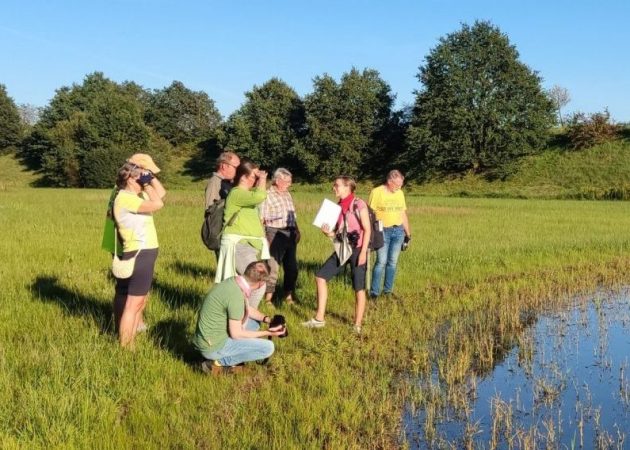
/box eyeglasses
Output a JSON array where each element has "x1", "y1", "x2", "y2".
[{"x1": 223, "y1": 161, "x2": 239, "y2": 169}]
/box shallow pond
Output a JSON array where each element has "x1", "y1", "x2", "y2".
[{"x1": 405, "y1": 290, "x2": 630, "y2": 448}]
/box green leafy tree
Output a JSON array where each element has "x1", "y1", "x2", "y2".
[
  {"x1": 145, "y1": 81, "x2": 222, "y2": 146},
  {"x1": 406, "y1": 21, "x2": 555, "y2": 178},
  {"x1": 0, "y1": 84, "x2": 22, "y2": 151},
  {"x1": 302, "y1": 68, "x2": 396, "y2": 180},
  {"x1": 223, "y1": 78, "x2": 305, "y2": 174},
  {"x1": 23, "y1": 72, "x2": 161, "y2": 187}
]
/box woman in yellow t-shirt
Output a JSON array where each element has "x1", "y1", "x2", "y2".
[
  {"x1": 112, "y1": 154, "x2": 166, "y2": 348},
  {"x1": 368, "y1": 170, "x2": 411, "y2": 299}
]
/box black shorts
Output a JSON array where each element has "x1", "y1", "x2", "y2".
[
  {"x1": 115, "y1": 248, "x2": 159, "y2": 296},
  {"x1": 315, "y1": 247, "x2": 366, "y2": 291}
]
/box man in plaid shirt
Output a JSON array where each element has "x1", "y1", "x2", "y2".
[{"x1": 261, "y1": 168, "x2": 300, "y2": 305}]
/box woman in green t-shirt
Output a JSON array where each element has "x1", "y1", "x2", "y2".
[{"x1": 215, "y1": 158, "x2": 269, "y2": 309}]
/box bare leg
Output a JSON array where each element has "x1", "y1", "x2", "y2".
[
  {"x1": 315, "y1": 277, "x2": 328, "y2": 321},
  {"x1": 136, "y1": 294, "x2": 149, "y2": 330},
  {"x1": 354, "y1": 289, "x2": 367, "y2": 327},
  {"x1": 113, "y1": 292, "x2": 127, "y2": 332},
  {"x1": 119, "y1": 294, "x2": 146, "y2": 347},
  {"x1": 264, "y1": 292, "x2": 273, "y2": 304}
]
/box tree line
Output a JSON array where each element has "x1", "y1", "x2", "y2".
[{"x1": 1, "y1": 21, "x2": 615, "y2": 188}]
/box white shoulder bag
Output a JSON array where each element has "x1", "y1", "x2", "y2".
[{"x1": 111, "y1": 225, "x2": 143, "y2": 279}]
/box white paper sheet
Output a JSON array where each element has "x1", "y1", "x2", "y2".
[{"x1": 312, "y1": 198, "x2": 341, "y2": 229}]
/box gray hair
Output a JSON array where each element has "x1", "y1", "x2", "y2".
[
  {"x1": 215, "y1": 151, "x2": 239, "y2": 170},
  {"x1": 272, "y1": 168, "x2": 292, "y2": 182},
  {"x1": 387, "y1": 170, "x2": 404, "y2": 182}
]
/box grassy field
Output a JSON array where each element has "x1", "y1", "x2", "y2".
[
  {"x1": 2, "y1": 182, "x2": 630, "y2": 448},
  {"x1": 414, "y1": 138, "x2": 630, "y2": 200}
]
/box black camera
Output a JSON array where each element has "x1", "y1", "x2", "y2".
[
  {"x1": 401, "y1": 235, "x2": 411, "y2": 251},
  {"x1": 269, "y1": 314, "x2": 288, "y2": 338},
  {"x1": 346, "y1": 231, "x2": 360, "y2": 248}
]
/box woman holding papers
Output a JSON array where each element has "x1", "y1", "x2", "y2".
[{"x1": 302, "y1": 175, "x2": 371, "y2": 334}]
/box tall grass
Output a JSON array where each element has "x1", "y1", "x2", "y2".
[
  {"x1": 415, "y1": 139, "x2": 630, "y2": 200},
  {"x1": 1, "y1": 186, "x2": 630, "y2": 448}
]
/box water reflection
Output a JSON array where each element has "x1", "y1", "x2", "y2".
[{"x1": 405, "y1": 290, "x2": 630, "y2": 449}]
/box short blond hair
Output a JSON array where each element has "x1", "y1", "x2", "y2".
[
  {"x1": 335, "y1": 175, "x2": 356, "y2": 193},
  {"x1": 244, "y1": 261, "x2": 270, "y2": 283}
]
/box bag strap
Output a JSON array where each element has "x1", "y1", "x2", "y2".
[
  {"x1": 222, "y1": 207, "x2": 241, "y2": 232},
  {"x1": 112, "y1": 194, "x2": 144, "y2": 258}
]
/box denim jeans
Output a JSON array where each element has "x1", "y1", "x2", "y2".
[
  {"x1": 201, "y1": 319, "x2": 274, "y2": 366},
  {"x1": 370, "y1": 225, "x2": 405, "y2": 296}
]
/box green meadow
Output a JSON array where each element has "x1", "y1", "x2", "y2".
[{"x1": 2, "y1": 163, "x2": 630, "y2": 448}]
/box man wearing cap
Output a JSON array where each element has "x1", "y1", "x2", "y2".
[{"x1": 204, "y1": 151, "x2": 240, "y2": 209}]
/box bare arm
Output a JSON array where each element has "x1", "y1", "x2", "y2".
[
  {"x1": 247, "y1": 305, "x2": 267, "y2": 323},
  {"x1": 358, "y1": 207, "x2": 371, "y2": 266},
  {"x1": 402, "y1": 210, "x2": 411, "y2": 237},
  {"x1": 150, "y1": 176, "x2": 166, "y2": 199},
  {"x1": 228, "y1": 319, "x2": 285, "y2": 339},
  {"x1": 137, "y1": 185, "x2": 164, "y2": 213}
]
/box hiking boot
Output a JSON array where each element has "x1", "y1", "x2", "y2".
[{"x1": 301, "y1": 318, "x2": 325, "y2": 328}]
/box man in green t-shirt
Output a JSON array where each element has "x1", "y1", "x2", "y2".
[{"x1": 194, "y1": 261, "x2": 286, "y2": 372}]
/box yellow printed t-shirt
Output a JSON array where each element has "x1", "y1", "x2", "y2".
[
  {"x1": 113, "y1": 190, "x2": 159, "y2": 252},
  {"x1": 368, "y1": 185, "x2": 407, "y2": 227}
]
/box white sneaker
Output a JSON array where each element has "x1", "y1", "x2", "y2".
[
  {"x1": 353, "y1": 325, "x2": 362, "y2": 334},
  {"x1": 301, "y1": 318, "x2": 326, "y2": 328}
]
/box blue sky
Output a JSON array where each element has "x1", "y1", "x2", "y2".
[{"x1": 1, "y1": 0, "x2": 629, "y2": 121}]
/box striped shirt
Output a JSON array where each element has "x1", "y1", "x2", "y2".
[{"x1": 261, "y1": 186, "x2": 297, "y2": 229}]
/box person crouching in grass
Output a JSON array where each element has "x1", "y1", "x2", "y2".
[{"x1": 194, "y1": 261, "x2": 286, "y2": 374}]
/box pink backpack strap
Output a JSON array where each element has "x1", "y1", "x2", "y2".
[{"x1": 352, "y1": 198, "x2": 366, "y2": 224}]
